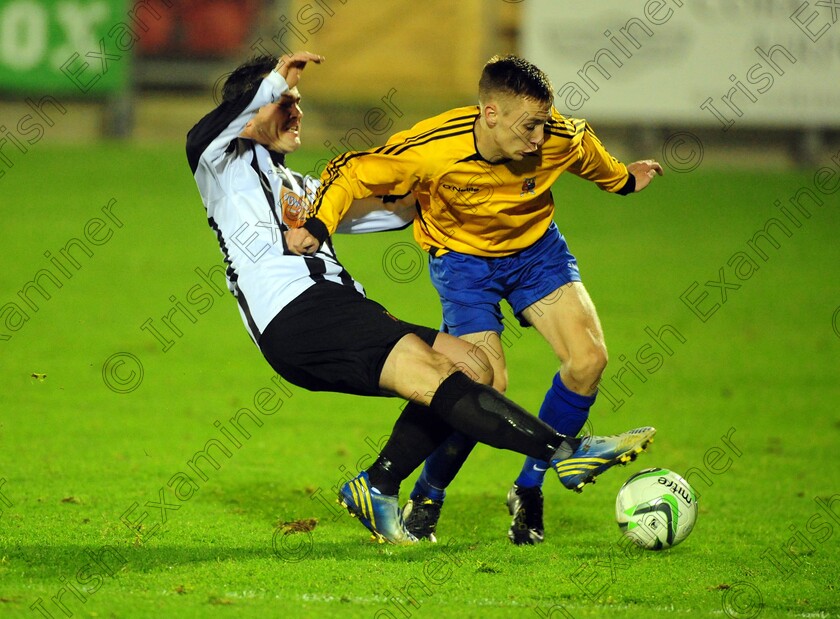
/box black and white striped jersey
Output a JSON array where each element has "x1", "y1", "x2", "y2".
[{"x1": 186, "y1": 70, "x2": 411, "y2": 343}]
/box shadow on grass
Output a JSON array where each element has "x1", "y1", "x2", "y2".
[{"x1": 6, "y1": 534, "x2": 479, "y2": 582}]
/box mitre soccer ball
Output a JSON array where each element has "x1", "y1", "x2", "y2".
[{"x1": 615, "y1": 468, "x2": 698, "y2": 550}]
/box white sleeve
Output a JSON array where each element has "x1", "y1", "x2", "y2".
[
  {"x1": 334, "y1": 201, "x2": 416, "y2": 234},
  {"x1": 200, "y1": 71, "x2": 290, "y2": 170}
]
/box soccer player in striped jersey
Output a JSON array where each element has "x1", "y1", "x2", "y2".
[
  {"x1": 188, "y1": 52, "x2": 655, "y2": 545},
  {"x1": 288, "y1": 55, "x2": 662, "y2": 545}
]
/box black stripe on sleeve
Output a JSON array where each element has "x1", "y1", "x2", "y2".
[{"x1": 186, "y1": 95, "x2": 254, "y2": 175}]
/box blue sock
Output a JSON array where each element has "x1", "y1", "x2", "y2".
[
  {"x1": 515, "y1": 373, "x2": 594, "y2": 489},
  {"x1": 410, "y1": 432, "x2": 477, "y2": 502}
]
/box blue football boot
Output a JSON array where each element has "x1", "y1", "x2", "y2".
[
  {"x1": 338, "y1": 471, "x2": 417, "y2": 545},
  {"x1": 553, "y1": 426, "x2": 656, "y2": 492}
]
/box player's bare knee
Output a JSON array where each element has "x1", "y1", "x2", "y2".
[
  {"x1": 400, "y1": 351, "x2": 458, "y2": 404},
  {"x1": 428, "y1": 349, "x2": 459, "y2": 381},
  {"x1": 566, "y1": 344, "x2": 607, "y2": 390},
  {"x1": 460, "y1": 346, "x2": 494, "y2": 386},
  {"x1": 594, "y1": 342, "x2": 609, "y2": 376},
  {"x1": 582, "y1": 346, "x2": 608, "y2": 382}
]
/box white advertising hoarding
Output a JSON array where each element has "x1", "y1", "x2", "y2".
[{"x1": 521, "y1": 0, "x2": 840, "y2": 128}]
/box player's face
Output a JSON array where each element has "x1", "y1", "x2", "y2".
[
  {"x1": 495, "y1": 97, "x2": 551, "y2": 161},
  {"x1": 248, "y1": 90, "x2": 303, "y2": 153}
]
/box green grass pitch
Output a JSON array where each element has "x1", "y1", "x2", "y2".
[{"x1": 1, "y1": 143, "x2": 838, "y2": 618}]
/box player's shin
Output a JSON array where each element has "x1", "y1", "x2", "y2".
[
  {"x1": 411, "y1": 432, "x2": 477, "y2": 501},
  {"x1": 429, "y1": 372, "x2": 578, "y2": 462},
  {"x1": 365, "y1": 402, "x2": 454, "y2": 495},
  {"x1": 515, "y1": 372, "x2": 592, "y2": 488}
]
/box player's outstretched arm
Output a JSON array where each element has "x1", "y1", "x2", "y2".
[
  {"x1": 303, "y1": 150, "x2": 424, "y2": 251},
  {"x1": 626, "y1": 159, "x2": 664, "y2": 192}
]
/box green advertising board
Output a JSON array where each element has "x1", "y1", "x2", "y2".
[{"x1": 0, "y1": 0, "x2": 138, "y2": 95}]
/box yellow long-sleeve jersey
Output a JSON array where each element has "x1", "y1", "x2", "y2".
[{"x1": 307, "y1": 106, "x2": 632, "y2": 258}]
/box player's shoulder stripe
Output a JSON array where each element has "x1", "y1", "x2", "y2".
[
  {"x1": 321, "y1": 135, "x2": 406, "y2": 174},
  {"x1": 545, "y1": 127, "x2": 575, "y2": 139},
  {"x1": 393, "y1": 108, "x2": 478, "y2": 139},
  {"x1": 384, "y1": 123, "x2": 474, "y2": 156},
  {"x1": 326, "y1": 124, "x2": 473, "y2": 170},
  {"x1": 326, "y1": 111, "x2": 477, "y2": 167},
  {"x1": 383, "y1": 113, "x2": 477, "y2": 151},
  {"x1": 546, "y1": 117, "x2": 583, "y2": 138}
]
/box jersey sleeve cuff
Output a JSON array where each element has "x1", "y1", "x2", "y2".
[
  {"x1": 616, "y1": 173, "x2": 636, "y2": 195},
  {"x1": 266, "y1": 70, "x2": 290, "y2": 99},
  {"x1": 303, "y1": 217, "x2": 329, "y2": 245},
  {"x1": 381, "y1": 192, "x2": 411, "y2": 204}
]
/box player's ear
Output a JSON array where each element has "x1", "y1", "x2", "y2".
[{"x1": 483, "y1": 102, "x2": 499, "y2": 128}]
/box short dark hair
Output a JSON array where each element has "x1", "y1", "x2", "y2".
[
  {"x1": 478, "y1": 55, "x2": 554, "y2": 105},
  {"x1": 222, "y1": 55, "x2": 277, "y2": 103}
]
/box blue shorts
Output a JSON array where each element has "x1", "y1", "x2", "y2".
[{"x1": 428, "y1": 222, "x2": 581, "y2": 335}]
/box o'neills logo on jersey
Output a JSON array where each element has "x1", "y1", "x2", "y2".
[
  {"x1": 281, "y1": 188, "x2": 308, "y2": 228},
  {"x1": 442, "y1": 183, "x2": 480, "y2": 193}
]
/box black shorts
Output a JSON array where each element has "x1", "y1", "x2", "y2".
[{"x1": 258, "y1": 281, "x2": 439, "y2": 396}]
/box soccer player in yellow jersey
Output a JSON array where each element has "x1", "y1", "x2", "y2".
[{"x1": 288, "y1": 55, "x2": 662, "y2": 545}]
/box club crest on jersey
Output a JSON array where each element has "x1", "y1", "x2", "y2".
[
  {"x1": 281, "y1": 188, "x2": 308, "y2": 228},
  {"x1": 520, "y1": 177, "x2": 536, "y2": 196}
]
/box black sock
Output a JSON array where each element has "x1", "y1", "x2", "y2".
[
  {"x1": 366, "y1": 402, "x2": 454, "y2": 495},
  {"x1": 429, "y1": 372, "x2": 579, "y2": 462}
]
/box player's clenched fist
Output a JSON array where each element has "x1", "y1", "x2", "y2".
[{"x1": 286, "y1": 227, "x2": 319, "y2": 255}]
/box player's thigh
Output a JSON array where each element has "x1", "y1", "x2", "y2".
[
  {"x1": 520, "y1": 281, "x2": 606, "y2": 364},
  {"x1": 503, "y1": 222, "x2": 596, "y2": 363},
  {"x1": 431, "y1": 332, "x2": 494, "y2": 386}
]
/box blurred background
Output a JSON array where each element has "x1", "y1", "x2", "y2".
[{"x1": 1, "y1": 0, "x2": 839, "y2": 167}]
